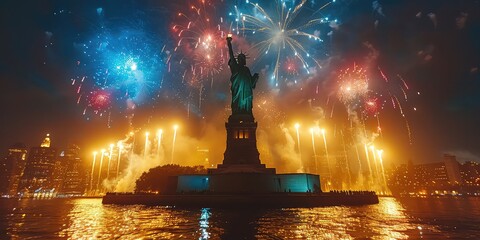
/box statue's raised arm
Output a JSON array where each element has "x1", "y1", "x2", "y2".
[
  {"x1": 226, "y1": 34, "x2": 235, "y2": 66},
  {"x1": 226, "y1": 35, "x2": 259, "y2": 115}
]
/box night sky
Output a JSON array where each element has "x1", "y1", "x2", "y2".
[{"x1": 0, "y1": 0, "x2": 479, "y2": 165}]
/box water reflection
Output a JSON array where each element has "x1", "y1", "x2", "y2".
[
  {"x1": 1, "y1": 197, "x2": 479, "y2": 239},
  {"x1": 61, "y1": 199, "x2": 210, "y2": 239},
  {"x1": 203, "y1": 197, "x2": 422, "y2": 239},
  {"x1": 252, "y1": 197, "x2": 415, "y2": 239},
  {"x1": 4, "y1": 199, "x2": 73, "y2": 239},
  {"x1": 213, "y1": 209, "x2": 264, "y2": 239},
  {"x1": 198, "y1": 208, "x2": 211, "y2": 240}
]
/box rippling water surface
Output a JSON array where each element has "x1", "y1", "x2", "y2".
[{"x1": 1, "y1": 197, "x2": 479, "y2": 239}]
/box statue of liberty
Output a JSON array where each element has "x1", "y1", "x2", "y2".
[{"x1": 226, "y1": 34, "x2": 259, "y2": 115}]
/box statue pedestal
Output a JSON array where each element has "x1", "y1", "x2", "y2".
[{"x1": 208, "y1": 114, "x2": 275, "y2": 174}]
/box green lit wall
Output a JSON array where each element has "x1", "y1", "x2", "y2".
[
  {"x1": 177, "y1": 175, "x2": 210, "y2": 193},
  {"x1": 176, "y1": 173, "x2": 321, "y2": 194}
]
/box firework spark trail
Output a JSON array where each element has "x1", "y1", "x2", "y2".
[
  {"x1": 330, "y1": 103, "x2": 335, "y2": 118},
  {"x1": 310, "y1": 128, "x2": 318, "y2": 173},
  {"x1": 405, "y1": 118, "x2": 413, "y2": 145},
  {"x1": 231, "y1": 0, "x2": 337, "y2": 87},
  {"x1": 374, "y1": 68, "x2": 415, "y2": 144},
  {"x1": 393, "y1": 95, "x2": 413, "y2": 144},
  {"x1": 116, "y1": 143, "x2": 123, "y2": 178},
  {"x1": 377, "y1": 150, "x2": 388, "y2": 193},
  {"x1": 363, "y1": 143, "x2": 373, "y2": 178},
  {"x1": 393, "y1": 95, "x2": 405, "y2": 117},
  {"x1": 77, "y1": 95, "x2": 82, "y2": 104},
  {"x1": 376, "y1": 69, "x2": 416, "y2": 112},
  {"x1": 370, "y1": 146, "x2": 380, "y2": 186},
  {"x1": 340, "y1": 130, "x2": 353, "y2": 186},
  {"x1": 400, "y1": 85, "x2": 408, "y2": 100},
  {"x1": 376, "y1": 114, "x2": 383, "y2": 137},
  {"x1": 378, "y1": 66, "x2": 388, "y2": 82},
  {"x1": 390, "y1": 95, "x2": 396, "y2": 109},
  {"x1": 172, "y1": 0, "x2": 227, "y2": 89},
  {"x1": 321, "y1": 128, "x2": 331, "y2": 185},
  {"x1": 397, "y1": 74, "x2": 409, "y2": 90}
]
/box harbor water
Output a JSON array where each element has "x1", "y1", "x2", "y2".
[{"x1": 1, "y1": 197, "x2": 479, "y2": 239}]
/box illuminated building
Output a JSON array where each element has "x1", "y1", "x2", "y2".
[
  {"x1": 460, "y1": 161, "x2": 480, "y2": 186},
  {"x1": 52, "y1": 151, "x2": 68, "y2": 192},
  {"x1": 41, "y1": 133, "x2": 51, "y2": 147},
  {"x1": 59, "y1": 145, "x2": 86, "y2": 196},
  {"x1": 388, "y1": 163, "x2": 410, "y2": 190},
  {"x1": 0, "y1": 157, "x2": 5, "y2": 194},
  {"x1": 0, "y1": 143, "x2": 28, "y2": 196},
  {"x1": 389, "y1": 155, "x2": 480, "y2": 195},
  {"x1": 443, "y1": 154, "x2": 462, "y2": 185},
  {"x1": 415, "y1": 162, "x2": 449, "y2": 187},
  {"x1": 19, "y1": 134, "x2": 58, "y2": 197}
]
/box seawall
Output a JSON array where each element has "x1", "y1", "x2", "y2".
[{"x1": 102, "y1": 192, "x2": 379, "y2": 208}]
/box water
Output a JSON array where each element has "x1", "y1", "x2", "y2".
[{"x1": 1, "y1": 197, "x2": 479, "y2": 239}]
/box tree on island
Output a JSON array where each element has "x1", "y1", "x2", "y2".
[{"x1": 135, "y1": 164, "x2": 206, "y2": 193}]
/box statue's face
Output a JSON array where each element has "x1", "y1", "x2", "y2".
[{"x1": 238, "y1": 55, "x2": 246, "y2": 66}]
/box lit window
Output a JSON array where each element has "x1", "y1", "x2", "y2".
[{"x1": 233, "y1": 130, "x2": 239, "y2": 139}]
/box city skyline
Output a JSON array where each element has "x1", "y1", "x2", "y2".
[{"x1": 3, "y1": 131, "x2": 479, "y2": 197}]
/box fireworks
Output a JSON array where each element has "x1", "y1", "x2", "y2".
[
  {"x1": 283, "y1": 57, "x2": 301, "y2": 76},
  {"x1": 71, "y1": 11, "x2": 169, "y2": 123},
  {"x1": 88, "y1": 90, "x2": 112, "y2": 113},
  {"x1": 364, "y1": 95, "x2": 379, "y2": 115},
  {"x1": 335, "y1": 65, "x2": 415, "y2": 125},
  {"x1": 172, "y1": 0, "x2": 228, "y2": 88},
  {"x1": 230, "y1": 0, "x2": 337, "y2": 87},
  {"x1": 327, "y1": 63, "x2": 417, "y2": 190},
  {"x1": 373, "y1": 69, "x2": 415, "y2": 144},
  {"x1": 337, "y1": 65, "x2": 369, "y2": 107}
]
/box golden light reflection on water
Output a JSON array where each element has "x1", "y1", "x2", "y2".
[
  {"x1": 372, "y1": 197, "x2": 411, "y2": 239},
  {"x1": 4, "y1": 197, "x2": 480, "y2": 239},
  {"x1": 254, "y1": 198, "x2": 421, "y2": 239},
  {"x1": 60, "y1": 199, "x2": 214, "y2": 239}
]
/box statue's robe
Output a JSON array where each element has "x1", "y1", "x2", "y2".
[{"x1": 228, "y1": 58, "x2": 256, "y2": 115}]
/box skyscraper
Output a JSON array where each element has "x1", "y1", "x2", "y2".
[
  {"x1": 460, "y1": 161, "x2": 480, "y2": 186},
  {"x1": 444, "y1": 154, "x2": 462, "y2": 185},
  {"x1": 19, "y1": 134, "x2": 57, "y2": 197},
  {"x1": 41, "y1": 134, "x2": 51, "y2": 147},
  {"x1": 59, "y1": 145, "x2": 86, "y2": 196},
  {"x1": 0, "y1": 143, "x2": 28, "y2": 196}
]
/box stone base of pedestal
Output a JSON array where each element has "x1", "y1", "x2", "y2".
[{"x1": 208, "y1": 163, "x2": 276, "y2": 174}]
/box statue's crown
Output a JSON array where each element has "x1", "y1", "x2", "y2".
[{"x1": 237, "y1": 50, "x2": 248, "y2": 59}]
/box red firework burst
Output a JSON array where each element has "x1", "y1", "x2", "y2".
[
  {"x1": 89, "y1": 90, "x2": 111, "y2": 111},
  {"x1": 172, "y1": 0, "x2": 227, "y2": 86}
]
